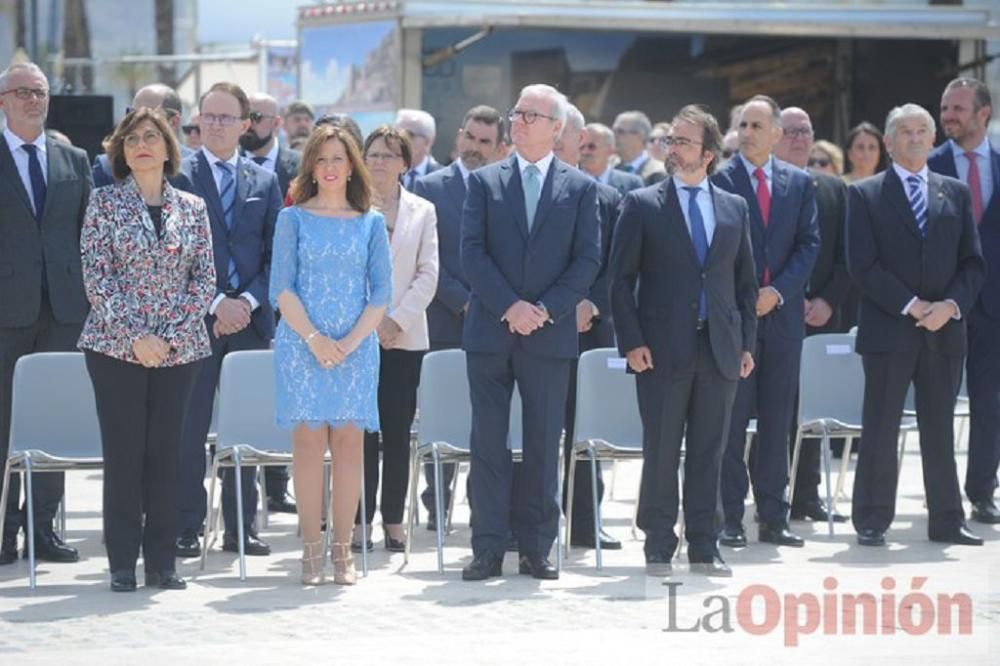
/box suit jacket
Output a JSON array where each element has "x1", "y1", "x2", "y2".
[
  {"x1": 77, "y1": 176, "x2": 216, "y2": 365},
  {"x1": 806, "y1": 168, "x2": 851, "y2": 333},
  {"x1": 605, "y1": 169, "x2": 645, "y2": 197},
  {"x1": 618, "y1": 155, "x2": 667, "y2": 186},
  {"x1": 0, "y1": 135, "x2": 92, "y2": 328},
  {"x1": 385, "y1": 188, "x2": 439, "y2": 350},
  {"x1": 461, "y1": 155, "x2": 601, "y2": 359},
  {"x1": 928, "y1": 141, "x2": 1000, "y2": 320},
  {"x1": 413, "y1": 162, "x2": 469, "y2": 347},
  {"x1": 712, "y1": 155, "x2": 820, "y2": 341},
  {"x1": 92, "y1": 144, "x2": 194, "y2": 189},
  {"x1": 610, "y1": 179, "x2": 758, "y2": 381},
  {"x1": 846, "y1": 167, "x2": 985, "y2": 357},
  {"x1": 589, "y1": 180, "x2": 621, "y2": 324},
  {"x1": 175, "y1": 149, "x2": 282, "y2": 339}
]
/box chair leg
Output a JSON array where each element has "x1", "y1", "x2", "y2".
[
  {"x1": 675, "y1": 458, "x2": 685, "y2": 561},
  {"x1": 609, "y1": 460, "x2": 619, "y2": 500},
  {"x1": 820, "y1": 429, "x2": 835, "y2": 538},
  {"x1": 201, "y1": 456, "x2": 220, "y2": 571},
  {"x1": 432, "y1": 447, "x2": 445, "y2": 574},
  {"x1": 896, "y1": 430, "x2": 908, "y2": 486},
  {"x1": 58, "y1": 495, "x2": 66, "y2": 542},
  {"x1": 564, "y1": 448, "x2": 577, "y2": 558},
  {"x1": 834, "y1": 436, "x2": 853, "y2": 503},
  {"x1": 556, "y1": 442, "x2": 563, "y2": 574},
  {"x1": 405, "y1": 447, "x2": 419, "y2": 566},
  {"x1": 259, "y1": 466, "x2": 268, "y2": 530},
  {"x1": 788, "y1": 430, "x2": 805, "y2": 509},
  {"x1": 359, "y1": 463, "x2": 368, "y2": 577},
  {"x1": 743, "y1": 431, "x2": 754, "y2": 465},
  {"x1": 234, "y1": 449, "x2": 247, "y2": 581},
  {"x1": 323, "y1": 461, "x2": 332, "y2": 554},
  {"x1": 631, "y1": 471, "x2": 640, "y2": 540},
  {"x1": 0, "y1": 461, "x2": 11, "y2": 542},
  {"x1": 589, "y1": 448, "x2": 602, "y2": 571},
  {"x1": 446, "y1": 462, "x2": 460, "y2": 534},
  {"x1": 25, "y1": 458, "x2": 36, "y2": 590}
]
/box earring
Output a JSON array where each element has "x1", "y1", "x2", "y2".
[
  {"x1": 312, "y1": 178, "x2": 316, "y2": 184},
  {"x1": 347, "y1": 174, "x2": 352, "y2": 182}
]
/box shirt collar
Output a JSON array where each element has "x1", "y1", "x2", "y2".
[
  {"x1": 202, "y1": 146, "x2": 240, "y2": 170},
  {"x1": 4, "y1": 126, "x2": 46, "y2": 154},
  {"x1": 515, "y1": 151, "x2": 555, "y2": 181},
  {"x1": 455, "y1": 159, "x2": 471, "y2": 183},
  {"x1": 264, "y1": 140, "x2": 279, "y2": 164},
  {"x1": 628, "y1": 150, "x2": 649, "y2": 172},
  {"x1": 892, "y1": 161, "x2": 929, "y2": 183},
  {"x1": 598, "y1": 165, "x2": 613, "y2": 184},
  {"x1": 672, "y1": 174, "x2": 710, "y2": 196},
  {"x1": 738, "y1": 152, "x2": 772, "y2": 180},
  {"x1": 413, "y1": 155, "x2": 431, "y2": 175},
  {"x1": 949, "y1": 136, "x2": 991, "y2": 160}
]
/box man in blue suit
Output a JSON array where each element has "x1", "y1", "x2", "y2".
[
  {"x1": 929, "y1": 77, "x2": 1000, "y2": 525},
  {"x1": 460, "y1": 84, "x2": 601, "y2": 580},
  {"x1": 413, "y1": 104, "x2": 505, "y2": 529},
  {"x1": 712, "y1": 95, "x2": 820, "y2": 549},
  {"x1": 579, "y1": 122, "x2": 644, "y2": 196},
  {"x1": 173, "y1": 82, "x2": 282, "y2": 558}
]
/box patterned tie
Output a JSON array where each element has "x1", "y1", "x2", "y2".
[
  {"x1": 965, "y1": 151, "x2": 983, "y2": 224},
  {"x1": 906, "y1": 174, "x2": 928, "y2": 237},
  {"x1": 683, "y1": 186, "x2": 709, "y2": 320},
  {"x1": 754, "y1": 167, "x2": 771, "y2": 284},
  {"x1": 21, "y1": 144, "x2": 46, "y2": 223},
  {"x1": 215, "y1": 161, "x2": 240, "y2": 289},
  {"x1": 523, "y1": 164, "x2": 541, "y2": 231}
]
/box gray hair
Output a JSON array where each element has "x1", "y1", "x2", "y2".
[
  {"x1": 885, "y1": 103, "x2": 936, "y2": 139},
  {"x1": 564, "y1": 103, "x2": 585, "y2": 132},
  {"x1": 744, "y1": 94, "x2": 782, "y2": 129},
  {"x1": 613, "y1": 110, "x2": 653, "y2": 140},
  {"x1": 586, "y1": 122, "x2": 615, "y2": 149},
  {"x1": 0, "y1": 61, "x2": 48, "y2": 91},
  {"x1": 518, "y1": 84, "x2": 568, "y2": 125},
  {"x1": 395, "y1": 108, "x2": 436, "y2": 139}
]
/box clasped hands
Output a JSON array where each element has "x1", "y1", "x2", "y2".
[
  {"x1": 908, "y1": 299, "x2": 957, "y2": 332},
  {"x1": 132, "y1": 336, "x2": 170, "y2": 368},
  {"x1": 626, "y1": 346, "x2": 754, "y2": 379},
  {"x1": 307, "y1": 332, "x2": 355, "y2": 369},
  {"x1": 504, "y1": 300, "x2": 548, "y2": 335},
  {"x1": 212, "y1": 297, "x2": 252, "y2": 338}
]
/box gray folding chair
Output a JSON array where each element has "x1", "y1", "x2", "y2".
[
  {"x1": 565, "y1": 348, "x2": 643, "y2": 570},
  {"x1": 0, "y1": 353, "x2": 102, "y2": 589},
  {"x1": 201, "y1": 349, "x2": 368, "y2": 580}
]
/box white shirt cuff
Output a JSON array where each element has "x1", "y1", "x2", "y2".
[
  {"x1": 945, "y1": 299, "x2": 961, "y2": 320},
  {"x1": 208, "y1": 292, "x2": 226, "y2": 315},
  {"x1": 901, "y1": 296, "x2": 918, "y2": 316},
  {"x1": 240, "y1": 291, "x2": 260, "y2": 311},
  {"x1": 767, "y1": 286, "x2": 784, "y2": 307}
]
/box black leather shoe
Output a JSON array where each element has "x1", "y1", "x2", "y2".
[
  {"x1": 462, "y1": 552, "x2": 503, "y2": 581},
  {"x1": 719, "y1": 525, "x2": 747, "y2": 548},
  {"x1": 970, "y1": 499, "x2": 1000, "y2": 525},
  {"x1": 426, "y1": 513, "x2": 437, "y2": 532},
  {"x1": 146, "y1": 571, "x2": 187, "y2": 589},
  {"x1": 759, "y1": 523, "x2": 804, "y2": 547},
  {"x1": 856, "y1": 528, "x2": 886, "y2": 547},
  {"x1": 175, "y1": 532, "x2": 201, "y2": 558},
  {"x1": 0, "y1": 537, "x2": 16, "y2": 565},
  {"x1": 571, "y1": 529, "x2": 622, "y2": 550},
  {"x1": 518, "y1": 554, "x2": 559, "y2": 580},
  {"x1": 690, "y1": 553, "x2": 732, "y2": 578},
  {"x1": 267, "y1": 493, "x2": 297, "y2": 513},
  {"x1": 929, "y1": 525, "x2": 984, "y2": 546},
  {"x1": 644, "y1": 553, "x2": 672, "y2": 577},
  {"x1": 222, "y1": 532, "x2": 271, "y2": 556},
  {"x1": 383, "y1": 529, "x2": 406, "y2": 553},
  {"x1": 791, "y1": 500, "x2": 848, "y2": 523},
  {"x1": 110, "y1": 570, "x2": 137, "y2": 592},
  {"x1": 27, "y1": 529, "x2": 79, "y2": 562}
]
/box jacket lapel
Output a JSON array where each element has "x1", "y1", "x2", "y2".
[
  {"x1": 529, "y1": 159, "x2": 566, "y2": 240},
  {"x1": 769, "y1": 160, "x2": 790, "y2": 237},
  {"x1": 390, "y1": 192, "x2": 413, "y2": 260},
  {"x1": 925, "y1": 172, "x2": 947, "y2": 234},
  {"x1": 232, "y1": 156, "x2": 253, "y2": 232},
  {"x1": 883, "y1": 167, "x2": 923, "y2": 239},
  {"x1": 663, "y1": 179, "x2": 701, "y2": 269},
  {"x1": 500, "y1": 156, "x2": 529, "y2": 241},
  {"x1": 193, "y1": 152, "x2": 226, "y2": 231},
  {"x1": 0, "y1": 135, "x2": 34, "y2": 215},
  {"x1": 445, "y1": 163, "x2": 466, "y2": 216}
]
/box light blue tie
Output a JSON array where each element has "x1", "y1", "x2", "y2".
[
  {"x1": 215, "y1": 161, "x2": 240, "y2": 289},
  {"x1": 906, "y1": 174, "x2": 927, "y2": 237},
  {"x1": 683, "y1": 186, "x2": 709, "y2": 321},
  {"x1": 523, "y1": 164, "x2": 541, "y2": 231}
]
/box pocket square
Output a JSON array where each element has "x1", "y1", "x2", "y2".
[{"x1": 245, "y1": 196, "x2": 263, "y2": 203}]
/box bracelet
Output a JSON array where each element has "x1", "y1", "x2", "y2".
[{"x1": 305, "y1": 330, "x2": 320, "y2": 345}]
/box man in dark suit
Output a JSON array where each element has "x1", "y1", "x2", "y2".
[
  {"x1": 460, "y1": 84, "x2": 600, "y2": 581},
  {"x1": 929, "y1": 77, "x2": 1000, "y2": 525},
  {"x1": 579, "y1": 123, "x2": 644, "y2": 195},
  {"x1": 0, "y1": 62, "x2": 91, "y2": 565},
  {"x1": 174, "y1": 82, "x2": 282, "y2": 558},
  {"x1": 611, "y1": 105, "x2": 758, "y2": 577},
  {"x1": 713, "y1": 95, "x2": 820, "y2": 549},
  {"x1": 848, "y1": 103, "x2": 986, "y2": 547},
  {"x1": 553, "y1": 103, "x2": 622, "y2": 551},
  {"x1": 774, "y1": 107, "x2": 851, "y2": 523},
  {"x1": 241, "y1": 92, "x2": 302, "y2": 199},
  {"x1": 612, "y1": 111, "x2": 667, "y2": 185},
  {"x1": 413, "y1": 104, "x2": 505, "y2": 529},
  {"x1": 92, "y1": 83, "x2": 193, "y2": 188},
  {"x1": 397, "y1": 108, "x2": 443, "y2": 190}
]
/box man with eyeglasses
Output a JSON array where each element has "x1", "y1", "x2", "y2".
[
  {"x1": 774, "y1": 107, "x2": 851, "y2": 525},
  {"x1": 396, "y1": 108, "x2": 443, "y2": 190},
  {"x1": 460, "y1": 84, "x2": 600, "y2": 581},
  {"x1": 240, "y1": 92, "x2": 301, "y2": 200},
  {"x1": 612, "y1": 110, "x2": 666, "y2": 186},
  {"x1": 579, "y1": 123, "x2": 644, "y2": 196},
  {"x1": 92, "y1": 83, "x2": 192, "y2": 188},
  {"x1": 173, "y1": 82, "x2": 283, "y2": 560},
  {"x1": 0, "y1": 61, "x2": 92, "y2": 565}
]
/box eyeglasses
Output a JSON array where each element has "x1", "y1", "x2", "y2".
[
  {"x1": 123, "y1": 130, "x2": 163, "y2": 148},
  {"x1": 660, "y1": 137, "x2": 703, "y2": 148},
  {"x1": 365, "y1": 151, "x2": 402, "y2": 162},
  {"x1": 508, "y1": 109, "x2": 556, "y2": 125},
  {"x1": 248, "y1": 111, "x2": 276, "y2": 124},
  {"x1": 581, "y1": 143, "x2": 599, "y2": 151},
  {"x1": 1, "y1": 87, "x2": 49, "y2": 101},
  {"x1": 783, "y1": 127, "x2": 813, "y2": 138},
  {"x1": 181, "y1": 124, "x2": 200, "y2": 135},
  {"x1": 200, "y1": 113, "x2": 242, "y2": 127},
  {"x1": 807, "y1": 158, "x2": 831, "y2": 168}
]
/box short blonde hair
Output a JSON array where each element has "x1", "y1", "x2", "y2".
[{"x1": 812, "y1": 140, "x2": 844, "y2": 175}]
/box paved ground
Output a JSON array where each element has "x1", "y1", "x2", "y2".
[{"x1": 1, "y1": 448, "x2": 997, "y2": 665}]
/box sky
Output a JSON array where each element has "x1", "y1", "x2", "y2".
[{"x1": 198, "y1": 0, "x2": 299, "y2": 44}]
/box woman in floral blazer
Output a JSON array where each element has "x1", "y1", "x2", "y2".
[{"x1": 78, "y1": 108, "x2": 215, "y2": 593}]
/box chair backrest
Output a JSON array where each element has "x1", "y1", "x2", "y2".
[
  {"x1": 417, "y1": 349, "x2": 472, "y2": 451},
  {"x1": 572, "y1": 348, "x2": 643, "y2": 450},
  {"x1": 216, "y1": 350, "x2": 290, "y2": 453},
  {"x1": 798, "y1": 334, "x2": 865, "y2": 426},
  {"x1": 8, "y1": 352, "x2": 102, "y2": 459}
]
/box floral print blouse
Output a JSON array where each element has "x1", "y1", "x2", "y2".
[{"x1": 78, "y1": 175, "x2": 216, "y2": 366}]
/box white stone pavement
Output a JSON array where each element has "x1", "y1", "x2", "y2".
[{"x1": 0, "y1": 450, "x2": 997, "y2": 665}]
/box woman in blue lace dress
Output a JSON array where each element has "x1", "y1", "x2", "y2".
[{"x1": 269, "y1": 125, "x2": 391, "y2": 585}]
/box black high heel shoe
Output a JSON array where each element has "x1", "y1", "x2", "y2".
[
  {"x1": 383, "y1": 527, "x2": 406, "y2": 553},
  {"x1": 110, "y1": 570, "x2": 137, "y2": 592}
]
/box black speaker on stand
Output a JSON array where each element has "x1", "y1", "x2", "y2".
[{"x1": 46, "y1": 95, "x2": 114, "y2": 161}]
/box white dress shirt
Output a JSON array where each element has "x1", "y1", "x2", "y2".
[
  {"x1": 253, "y1": 141, "x2": 280, "y2": 173},
  {"x1": 625, "y1": 150, "x2": 649, "y2": 174},
  {"x1": 3, "y1": 127, "x2": 48, "y2": 216},
  {"x1": 515, "y1": 150, "x2": 554, "y2": 184},
  {"x1": 738, "y1": 152, "x2": 773, "y2": 194},
  {"x1": 950, "y1": 137, "x2": 993, "y2": 209},
  {"x1": 455, "y1": 158, "x2": 471, "y2": 186}
]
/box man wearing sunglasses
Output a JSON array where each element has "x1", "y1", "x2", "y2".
[
  {"x1": 0, "y1": 62, "x2": 93, "y2": 565},
  {"x1": 240, "y1": 92, "x2": 301, "y2": 199},
  {"x1": 92, "y1": 83, "x2": 192, "y2": 188}
]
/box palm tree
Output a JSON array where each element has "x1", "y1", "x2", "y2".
[
  {"x1": 62, "y1": 0, "x2": 93, "y2": 91},
  {"x1": 155, "y1": 0, "x2": 175, "y2": 86}
]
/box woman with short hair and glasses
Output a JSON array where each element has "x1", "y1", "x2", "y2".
[
  {"x1": 808, "y1": 139, "x2": 844, "y2": 177},
  {"x1": 79, "y1": 108, "x2": 216, "y2": 592}
]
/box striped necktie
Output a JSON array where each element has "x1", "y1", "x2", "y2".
[
  {"x1": 906, "y1": 174, "x2": 927, "y2": 237},
  {"x1": 215, "y1": 161, "x2": 240, "y2": 289}
]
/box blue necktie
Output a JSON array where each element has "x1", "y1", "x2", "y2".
[
  {"x1": 906, "y1": 174, "x2": 927, "y2": 237},
  {"x1": 523, "y1": 164, "x2": 541, "y2": 231},
  {"x1": 215, "y1": 161, "x2": 240, "y2": 289},
  {"x1": 22, "y1": 144, "x2": 46, "y2": 223},
  {"x1": 683, "y1": 186, "x2": 709, "y2": 321}
]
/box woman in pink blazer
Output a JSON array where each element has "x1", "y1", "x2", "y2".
[{"x1": 354, "y1": 125, "x2": 439, "y2": 552}]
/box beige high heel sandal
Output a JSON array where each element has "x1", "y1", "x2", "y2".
[
  {"x1": 331, "y1": 542, "x2": 357, "y2": 585},
  {"x1": 301, "y1": 540, "x2": 326, "y2": 585}
]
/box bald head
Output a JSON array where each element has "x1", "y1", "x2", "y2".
[
  {"x1": 132, "y1": 83, "x2": 182, "y2": 132},
  {"x1": 774, "y1": 106, "x2": 814, "y2": 168},
  {"x1": 242, "y1": 91, "x2": 284, "y2": 156},
  {"x1": 249, "y1": 92, "x2": 279, "y2": 116}
]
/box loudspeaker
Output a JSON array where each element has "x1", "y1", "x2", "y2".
[{"x1": 46, "y1": 95, "x2": 114, "y2": 161}]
